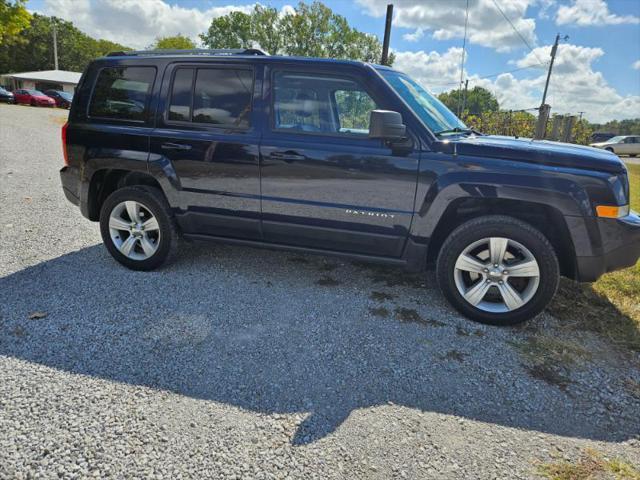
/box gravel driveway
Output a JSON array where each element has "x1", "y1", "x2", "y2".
[{"x1": 1, "y1": 104, "x2": 639, "y2": 479}]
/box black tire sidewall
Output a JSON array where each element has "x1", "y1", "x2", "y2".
[
  {"x1": 99, "y1": 186, "x2": 174, "y2": 271},
  {"x1": 436, "y1": 217, "x2": 559, "y2": 326}
]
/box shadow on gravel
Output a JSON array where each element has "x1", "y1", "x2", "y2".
[{"x1": 1, "y1": 244, "x2": 638, "y2": 445}]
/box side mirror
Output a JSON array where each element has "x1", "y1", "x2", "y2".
[{"x1": 368, "y1": 110, "x2": 406, "y2": 140}]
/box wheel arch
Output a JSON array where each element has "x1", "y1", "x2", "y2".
[
  {"x1": 425, "y1": 197, "x2": 577, "y2": 279},
  {"x1": 87, "y1": 169, "x2": 165, "y2": 221}
]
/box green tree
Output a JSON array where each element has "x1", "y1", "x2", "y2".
[
  {"x1": 0, "y1": 0, "x2": 30, "y2": 43},
  {"x1": 0, "y1": 14, "x2": 130, "y2": 73},
  {"x1": 200, "y1": 1, "x2": 391, "y2": 64},
  {"x1": 152, "y1": 34, "x2": 196, "y2": 50},
  {"x1": 438, "y1": 86, "x2": 500, "y2": 115}
]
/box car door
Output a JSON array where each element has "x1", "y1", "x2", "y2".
[
  {"x1": 617, "y1": 137, "x2": 632, "y2": 155},
  {"x1": 14, "y1": 90, "x2": 26, "y2": 104},
  {"x1": 631, "y1": 136, "x2": 640, "y2": 155},
  {"x1": 259, "y1": 66, "x2": 419, "y2": 258},
  {"x1": 148, "y1": 62, "x2": 262, "y2": 240}
]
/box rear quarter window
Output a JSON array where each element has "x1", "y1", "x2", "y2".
[{"x1": 89, "y1": 66, "x2": 156, "y2": 121}]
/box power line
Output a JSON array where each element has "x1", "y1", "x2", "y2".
[
  {"x1": 491, "y1": 0, "x2": 543, "y2": 64},
  {"x1": 457, "y1": 0, "x2": 470, "y2": 116},
  {"x1": 430, "y1": 61, "x2": 550, "y2": 88}
]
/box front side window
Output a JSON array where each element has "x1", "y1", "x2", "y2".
[
  {"x1": 273, "y1": 72, "x2": 379, "y2": 136},
  {"x1": 89, "y1": 66, "x2": 155, "y2": 121}
]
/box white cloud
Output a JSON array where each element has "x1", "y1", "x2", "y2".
[
  {"x1": 393, "y1": 43, "x2": 640, "y2": 123},
  {"x1": 633, "y1": 60, "x2": 640, "y2": 70},
  {"x1": 42, "y1": 0, "x2": 255, "y2": 48},
  {"x1": 393, "y1": 48, "x2": 465, "y2": 90},
  {"x1": 403, "y1": 28, "x2": 424, "y2": 42},
  {"x1": 556, "y1": 0, "x2": 639, "y2": 26},
  {"x1": 358, "y1": 0, "x2": 538, "y2": 52}
]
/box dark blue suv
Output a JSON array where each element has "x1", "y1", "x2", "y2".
[{"x1": 60, "y1": 49, "x2": 640, "y2": 325}]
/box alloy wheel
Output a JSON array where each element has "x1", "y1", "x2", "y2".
[
  {"x1": 108, "y1": 201, "x2": 161, "y2": 261},
  {"x1": 453, "y1": 237, "x2": 540, "y2": 313}
]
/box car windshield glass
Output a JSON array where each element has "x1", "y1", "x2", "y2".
[
  {"x1": 379, "y1": 70, "x2": 467, "y2": 135},
  {"x1": 605, "y1": 136, "x2": 625, "y2": 143},
  {"x1": 59, "y1": 92, "x2": 73, "y2": 100},
  {"x1": 26, "y1": 90, "x2": 44, "y2": 95}
]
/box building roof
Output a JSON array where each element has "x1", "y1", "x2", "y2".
[{"x1": 0, "y1": 70, "x2": 82, "y2": 84}]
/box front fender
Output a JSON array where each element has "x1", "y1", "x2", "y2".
[{"x1": 409, "y1": 154, "x2": 597, "y2": 241}]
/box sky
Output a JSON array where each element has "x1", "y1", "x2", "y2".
[{"x1": 27, "y1": 0, "x2": 640, "y2": 123}]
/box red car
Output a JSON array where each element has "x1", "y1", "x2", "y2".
[{"x1": 13, "y1": 89, "x2": 55, "y2": 107}]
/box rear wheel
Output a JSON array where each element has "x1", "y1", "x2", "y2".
[
  {"x1": 99, "y1": 186, "x2": 177, "y2": 271},
  {"x1": 436, "y1": 215, "x2": 559, "y2": 326},
  {"x1": 605, "y1": 147, "x2": 614, "y2": 153}
]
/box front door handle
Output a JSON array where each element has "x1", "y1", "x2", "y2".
[
  {"x1": 161, "y1": 142, "x2": 192, "y2": 151},
  {"x1": 270, "y1": 151, "x2": 306, "y2": 162}
]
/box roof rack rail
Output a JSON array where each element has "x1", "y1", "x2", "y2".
[{"x1": 106, "y1": 48, "x2": 267, "y2": 57}]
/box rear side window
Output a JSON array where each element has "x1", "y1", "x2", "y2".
[
  {"x1": 167, "y1": 67, "x2": 253, "y2": 128},
  {"x1": 89, "y1": 66, "x2": 155, "y2": 121},
  {"x1": 168, "y1": 68, "x2": 193, "y2": 121}
]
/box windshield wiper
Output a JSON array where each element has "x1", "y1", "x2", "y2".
[{"x1": 434, "y1": 127, "x2": 474, "y2": 136}]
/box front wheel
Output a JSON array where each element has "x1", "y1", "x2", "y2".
[
  {"x1": 436, "y1": 216, "x2": 559, "y2": 326},
  {"x1": 99, "y1": 186, "x2": 177, "y2": 271}
]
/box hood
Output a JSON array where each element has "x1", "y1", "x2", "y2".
[{"x1": 438, "y1": 134, "x2": 625, "y2": 174}]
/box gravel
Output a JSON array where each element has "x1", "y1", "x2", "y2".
[{"x1": 1, "y1": 103, "x2": 639, "y2": 479}]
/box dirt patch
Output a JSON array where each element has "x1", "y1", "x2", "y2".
[
  {"x1": 288, "y1": 256, "x2": 310, "y2": 264},
  {"x1": 394, "y1": 307, "x2": 446, "y2": 328},
  {"x1": 370, "y1": 291, "x2": 396, "y2": 302},
  {"x1": 443, "y1": 350, "x2": 467, "y2": 362},
  {"x1": 317, "y1": 262, "x2": 338, "y2": 272},
  {"x1": 316, "y1": 276, "x2": 341, "y2": 287},
  {"x1": 352, "y1": 262, "x2": 426, "y2": 289},
  {"x1": 369, "y1": 307, "x2": 390, "y2": 318}
]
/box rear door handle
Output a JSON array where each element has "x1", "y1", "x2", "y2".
[
  {"x1": 270, "y1": 151, "x2": 306, "y2": 162},
  {"x1": 161, "y1": 142, "x2": 192, "y2": 151}
]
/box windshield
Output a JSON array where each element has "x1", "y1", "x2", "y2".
[
  {"x1": 59, "y1": 92, "x2": 73, "y2": 100},
  {"x1": 379, "y1": 70, "x2": 467, "y2": 135},
  {"x1": 605, "y1": 136, "x2": 625, "y2": 143},
  {"x1": 26, "y1": 90, "x2": 44, "y2": 95}
]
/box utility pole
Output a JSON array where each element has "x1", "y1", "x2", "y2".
[
  {"x1": 380, "y1": 4, "x2": 393, "y2": 66},
  {"x1": 459, "y1": 79, "x2": 469, "y2": 118},
  {"x1": 52, "y1": 19, "x2": 59, "y2": 70},
  {"x1": 540, "y1": 34, "x2": 563, "y2": 108},
  {"x1": 535, "y1": 33, "x2": 567, "y2": 139}
]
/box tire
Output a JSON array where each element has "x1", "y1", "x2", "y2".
[
  {"x1": 436, "y1": 215, "x2": 559, "y2": 326},
  {"x1": 30, "y1": 100, "x2": 36, "y2": 107},
  {"x1": 630, "y1": 154, "x2": 637, "y2": 158},
  {"x1": 605, "y1": 147, "x2": 614, "y2": 153},
  {"x1": 99, "y1": 186, "x2": 178, "y2": 271}
]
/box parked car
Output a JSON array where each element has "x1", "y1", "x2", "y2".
[
  {"x1": 590, "y1": 132, "x2": 616, "y2": 143},
  {"x1": 13, "y1": 89, "x2": 55, "y2": 107},
  {"x1": 44, "y1": 89, "x2": 73, "y2": 108},
  {"x1": 0, "y1": 86, "x2": 14, "y2": 103},
  {"x1": 590, "y1": 135, "x2": 640, "y2": 157},
  {"x1": 59, "y1": 49, "x2": 640, "y2": 326}
]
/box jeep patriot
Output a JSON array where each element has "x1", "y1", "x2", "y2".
[{"x1": 60, "y1": 49, "x2": 640, "y2": 325}]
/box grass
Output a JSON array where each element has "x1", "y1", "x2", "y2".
[
  {"x1": 550, "y1": 163, "x2": 640, "y2": 351},
  {"x1": 536, "y1": 448, "x2": 640, "y2": 480}
]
